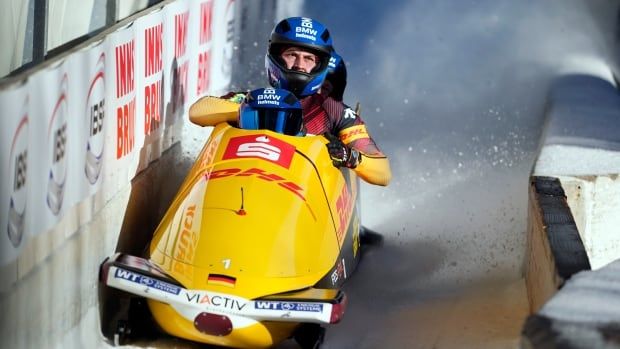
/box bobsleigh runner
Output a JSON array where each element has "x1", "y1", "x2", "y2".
[{"x1": 98, "y1": 88, "x2": 379, "y2": 348}]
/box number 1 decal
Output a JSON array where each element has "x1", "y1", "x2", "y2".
[{"x1": 222, "y1": 259, "x2": 231, "y2": 269}]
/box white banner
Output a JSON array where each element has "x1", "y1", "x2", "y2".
[
  {"x1": 135, "y1": 10, "x2": 165, "y2": 167},
  {"x1": 105, "y1": 25, "x2": 138, "y2": 195},
  {"x1": 0, "y1": 0, "x2": 239, "y2": 267},
  {"x1": 67, "y1": 40, "x2": 107, "y2": 198},
  {"x1": 0, "y1": 82, "x2": 31, "y2": 264},
  {"x1": 28, "y1": 62, "x2": 75, "y2": 234},
  {"x1": 209, "y1": 0, "x2": 235, "y2": 95},
  {"x1": 187, "y1": 0, "x2": 215, "y2": 103},
  {"x1": 163, "y1": 0, "x2": 190, "y2": 129}
]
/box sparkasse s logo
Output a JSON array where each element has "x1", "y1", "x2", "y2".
[
  {"x1": 7, "y1": 97, "x2": 29, "y2": 248},
  {"x1": 222, "y1": 135, "x2": 296, "y2": 168},
  {"x1": 46, "y1": 74, "x2": 69, "y2": 215}
]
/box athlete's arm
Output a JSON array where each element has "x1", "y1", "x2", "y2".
[
  {"x1": 188, "y1": 93, "x2": 246, "y2": 127},
  {"x1": 339, "y1": 124, "x2": 392, "y2": 186}
]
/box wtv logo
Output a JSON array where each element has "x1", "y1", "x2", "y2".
[
  {"x1": 85, "y1": 53, "x2": 105, "y2": 184},
  {"x1": 47, "y1": 75, "x2": 69, "y2": 215},
  {"x1": 7, "y1": 98, "x2": 29, "y2": 248}
]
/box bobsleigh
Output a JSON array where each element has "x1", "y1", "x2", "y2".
[{"x1": 98, "y1": 96, "x2": 365, "y2": 348}]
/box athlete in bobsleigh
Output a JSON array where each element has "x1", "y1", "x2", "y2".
[
  {"x1": 190, "y1": 16, "x2": 392, "y2": 187},
  {"x1": 100, "y1": 87, "x2": 379, "y2": 348},
  {"x1": 99, "y1": 16, "x2": 392, "y2": 349}
]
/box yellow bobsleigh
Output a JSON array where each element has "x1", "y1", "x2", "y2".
[{"x1": 99, "y1": 90, "x2": 365, "y2": 348}]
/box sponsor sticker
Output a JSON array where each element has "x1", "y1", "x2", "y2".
[
  {"x1": 114, "y1": 268, "x2": 181, "y2": 295},
  {"x1": 330, "y1": 258, "x2": 347, "y2": 286},
  {"x1": 254, "y1": 301, "x2": 324, "y2": 312},
  {"x1": 336, "y1": 185, "x2": 353, "y2": 243},
  {"x1": 223, "y1": 135, "x2": 295, "y2": 168},
  {"x1": 353, "y1": 217, "x2": 360, "y2": 258},
  {"x1": 184, "y1": 291, "x2": 247, "y2": 311},
  {"x1": 295, "y1": 18, "x2": 318, "y2": 41},
  {"x1": 205, "y1": 167, "x2": 306, "y2": 201}
]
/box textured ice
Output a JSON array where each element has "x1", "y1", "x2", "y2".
[
  {"x1": 539, "y1": 259, "x2": 620, "y2": 323},
  {"x1": 534, "y1": 145, "x2": 620, "y2": 176}
]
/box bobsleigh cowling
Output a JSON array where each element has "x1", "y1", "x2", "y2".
[{"x1": 99, "y1": 119, "x2": 365, "y2": 348}]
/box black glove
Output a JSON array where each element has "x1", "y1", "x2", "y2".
[{"x1": 324, "y1": 132, "x2": 361, "y2": 169}]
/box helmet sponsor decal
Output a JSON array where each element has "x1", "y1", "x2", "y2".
[
  {"x1": 296, "y1": 17, "x2": 318, "y2": 41},
  {"x1": 256, "y1": 88, "x2": 282, "y2": 106}
]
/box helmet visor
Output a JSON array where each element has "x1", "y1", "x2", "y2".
[{"x1": 241, "y1": 108, "x2": 304, "y2": 136}]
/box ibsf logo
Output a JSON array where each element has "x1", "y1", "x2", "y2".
[
  {"x1": 7, "y1": 97, "x2": 29, "y2": 248},
  {"x1": 85, "y1": 53, "x2": 105, "y2": 184},
  {"x1": 46, "y1": 75, "x2": 69, "y2": 215}
]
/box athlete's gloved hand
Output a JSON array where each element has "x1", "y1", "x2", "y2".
[
  {"x1": 219, "y1": 91, "x2": 247, "y2": 104},
  {"x1": 324, "y1": 132, "x2": 361, "y2": 169}
]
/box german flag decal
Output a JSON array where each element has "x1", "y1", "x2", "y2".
[{"x1": 207, "y1": 274, "x2": 237, "y2": 287}]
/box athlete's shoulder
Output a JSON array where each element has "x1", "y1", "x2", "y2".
[{"x1": 321, "y1": 95, "x2": 349, "y2": 117}]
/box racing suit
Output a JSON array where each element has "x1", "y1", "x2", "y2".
[
  {"x1": 298, "y1": 92, "x2": 391, "y2": 186},
  {"x1": 189, "y1": 91, "x2": 392, "y2": 186}
]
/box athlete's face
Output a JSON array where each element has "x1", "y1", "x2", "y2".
[{"x1": 280, "y1": 46, "x2": 318, "y2": 73}]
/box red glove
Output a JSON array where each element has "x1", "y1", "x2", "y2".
[{"x1": 324, "y1": 133, "x2": 361, "y2": 169}]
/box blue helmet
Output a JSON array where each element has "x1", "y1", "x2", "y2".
[
  {"x1": 266, "y1": 17, "x2": 333, "y2": 97},
  {"x1": 325, "y1": 51, "x2": 347, "y2": 101},
  {"x1": 238, "y1": 88, "x2": 304, "y2": 136}
]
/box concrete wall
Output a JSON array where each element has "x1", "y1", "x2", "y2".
[
  {"x1": 0, "y1": 1, "x2": 301, "y2": 347},
  {"x1": 533, "y1": 74, "x2": 620, "y2": 271},
  {"x1": 0, "y1": 0, "x2": 231, "y2": 347},
  {"x1": 558, "y1": 175, "x2": 620, "y2": 270},
  {"x1": 522, "y1": 73, "x2": 620, "y2": 347},
  {"x1": 524, "y1": 177, "x2": 590, "y2": 314}
]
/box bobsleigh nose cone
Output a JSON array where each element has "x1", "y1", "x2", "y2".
[{"x1": 194, "y1": 312, "x2": 233, "y2": 336}]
